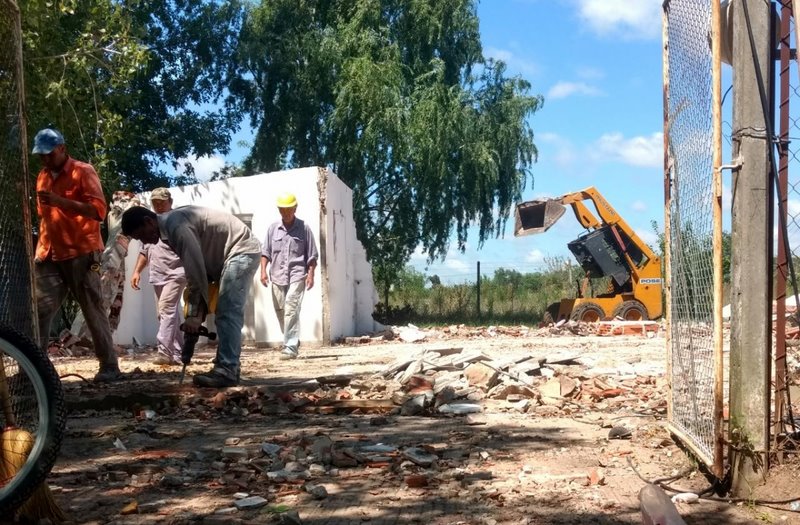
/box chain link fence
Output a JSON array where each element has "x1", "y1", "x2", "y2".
[
  {"x1": 663, "y1": 0, "x2": 722, "y2": 473},
  {"x1": 0, "y1": 0, "x2": 37, "y2": 338}
]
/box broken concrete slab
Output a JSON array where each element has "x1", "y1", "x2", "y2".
[
  {"x1": 539, "y1": 378, "x2": 562, "y2": 399},
  {"x1": 222, "y1": 447, "x2": 249, "y2": 460},
  {"x1": 464, "y1": 362, "x2": 500, "y2": 390},
  {"x1": 233, "y1": 496, "x2": 268, "y2": 510},
  {"x1": 402, "y1": 447, "x2": 438, "y2": 467},
  {"x1": 438, "y1": 403, "x2": 482, "y2": 415},
  {"x1": 398, "y1": 324, "x2": 427, "y2": 343},
  {"x1": 451, "y1": 351, "x2": 487, "y2": 367},
  {"x1": 465, "y1": 414, "x2": 488, "y2": 426}
]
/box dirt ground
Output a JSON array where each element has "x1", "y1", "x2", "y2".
[{"x1": 30, "y1": 327, "x2": 800, "y2": 524}]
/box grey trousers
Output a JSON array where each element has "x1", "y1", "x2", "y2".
[
  {"x1": 271, "y1": 280, "x2": 306, "y2": 352},
  {"x1": 153, "y1": 277, "x2": 186, "y2": 357},
  {"x1": 35, "y1": 252, "x2": 118, "y2": 368}
]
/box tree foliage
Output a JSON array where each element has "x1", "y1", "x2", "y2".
[
  {"x1": 21, "y1": 0, "x2": 244, "y2": 190},
  {"x1": 233, "y1": 0, "x2": 542, "y2": 283},
  {"x1": 18, "y1": 0, "x2": 542, "y2": 288},
  {"x1": 650, "y1": 219, "x2": 731, "y2": 283},
  {"x1": 380, "y1": 264, "x2": 576, "y2": 325},
  {"x1": 22, "y1": 0, "x2": 145, "y2": 186}
]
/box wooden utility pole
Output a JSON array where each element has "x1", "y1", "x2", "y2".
[
  {"x1": 476, "y1": 261, "x2": 481, "y2": 320},
  {"x1": 729, "y1": 0, "x2": 772, "y2": 496}
]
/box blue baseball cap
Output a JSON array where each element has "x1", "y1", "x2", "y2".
[{"x1": 31, "y1": 128, "x2": 65, "y2": 155}]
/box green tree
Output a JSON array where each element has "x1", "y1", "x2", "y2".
[
  {"x1": 650, "y1": 219, "x2": 731, "y2": 283},
  {"x1": 22, "y1": 0, "x2": 146, "y2": 186},
  {"x1": 22, "y1": 0, "x2": 244, "y2": 191},
  {"x1": 232, "y1": 0, "x2": 542, "y2": 289},
  {"x1": 109, "y1": 0, "x2": 246, "y2": 190}
]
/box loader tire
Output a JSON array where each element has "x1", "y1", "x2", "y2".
[
  {"x1": 612, "y1": 300, "x2": 648, "y2": 321},
  {"x1": 542, "y1": 302, "x2": 561, "y2": 325},
  {"x1": 570, "y1": 302, "x2": 605, "y2": 323}
]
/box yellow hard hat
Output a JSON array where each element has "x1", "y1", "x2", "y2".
[{"x1": 276, "y1": 192, "x2": 297, "y2": 208}]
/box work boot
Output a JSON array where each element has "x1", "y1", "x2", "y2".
[
  {"x1": 153, "y1": 347, "x2": 181, "y2": 366},
  {"x1": 94, "y1": 364, "x2": 123, "y2": 383},
  {"x1": 279, "y1": 347, "x2": 298, "y2": 360},
  {"x1": 193, "y1": 369, "x2": 238, "y2": 388}
]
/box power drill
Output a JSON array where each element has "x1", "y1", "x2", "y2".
[{"x1": 178, "y1": 324, "x2": 217, "y2": 384}]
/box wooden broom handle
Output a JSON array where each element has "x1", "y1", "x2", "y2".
[{"x1": 0, "y1": 353, "x2": 17, "y2": 428}]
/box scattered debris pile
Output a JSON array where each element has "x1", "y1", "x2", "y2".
[
  {"x1": 67, "y1": 424, "x2": 627, "y2": 523},
  {"x1": 538, "y1": 319, "x2": 662, "y2": 338},
  {"x1": 377, "y1": 347, "x2": 666, "y2": 418},
  {"x1": 342, "y1": 321, "x2": 664, "y2": 346},
  {"x1": 73, "y1": 346, "x2": 665, "y2": 423}
]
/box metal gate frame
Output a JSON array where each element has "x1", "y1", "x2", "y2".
[{"x1": 662, "y1": 0, "x2": 725, "y2": 479}]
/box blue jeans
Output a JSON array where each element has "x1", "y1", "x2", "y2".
[{"x1": 212, "y1": 253, "x2": 259, "y2": 379}]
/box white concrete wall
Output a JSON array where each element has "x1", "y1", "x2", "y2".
[
  {"x1": 323, "y1": 174, "x2": 354, "y2": 339},
  {"x1": 321, "y1": 172, "x2": 383, "y2": 338},
  {"x1": 114, "y1": 167, "x2": 380, "y2": 347}
]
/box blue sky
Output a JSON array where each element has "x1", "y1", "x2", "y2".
[
  {"x1": 414, "y1": 0, "x2": 667, "y2": 282},
  {"x1": 182, "y1": 0, "x2": 669, "y2": 283}
]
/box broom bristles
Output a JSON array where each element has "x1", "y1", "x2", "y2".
[{"x1": 1, "y1": 427, "x2": 66, "y2": 523}]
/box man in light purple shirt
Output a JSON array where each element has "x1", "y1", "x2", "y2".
[
  {"x1": 260, "y1": 192, "x2": 318, "y2": 359},
  {"x1": 130, "y1": 188, "x2": 186, "y2": 365}
]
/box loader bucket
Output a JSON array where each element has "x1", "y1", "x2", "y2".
[{"x1": 514, "y1": 199, "x2": 567, "y2": 236}]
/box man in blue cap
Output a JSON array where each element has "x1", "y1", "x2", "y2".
[{"x1": 32, "y1": 128, "x2": 121, "y2": 382}]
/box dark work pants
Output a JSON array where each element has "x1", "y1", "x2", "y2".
[{"x1": 35, "y1": 252, "x2": 117, "y2": 368}]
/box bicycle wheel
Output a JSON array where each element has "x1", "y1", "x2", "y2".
[{"x1": 0, "y1": 325, "x2": 65, "y2": 516}]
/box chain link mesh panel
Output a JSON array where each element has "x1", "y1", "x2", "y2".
[
  {"x1": 786, "y1": 15, "x2": 800, "y2": 294},
  {"x1": 663, "y1": 0, "x2": 719, "y2": 468},
  {"x1": 0, "y1": 0, "x2": 37, "y2": 337}
]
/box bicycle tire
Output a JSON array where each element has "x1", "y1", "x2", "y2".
[{"x1": 0, "y1": 324, "x2": 66, "y2": 516}]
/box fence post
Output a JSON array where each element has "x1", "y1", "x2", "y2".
[
  {"x1": 476, "y1": 261, "x2": 481, "y2": 321},
  {"x1": 729, "y1": 0, "x2": 772, "y2": 496}
]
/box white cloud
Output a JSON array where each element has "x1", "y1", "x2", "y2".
[
  {"x1": 538, "y1": 132, "x2": 577, "y2": 167},
  {"x1": 632, "y1": 200, "x2": 647, "y2": 213},
  {"x1": 177, "y1": 154, "x2": 225, "y2": 182},
  {"x1": 592, "y1": 132, "x2": 662, "y2": 168},
  {"x1": 445, "y1": 259, "x2": 470, "y2": 272},
  {"x1": 485, "y1": 47, "x2": 512, "y2": 62},
  {"x1": 574, "y1": 0, "x2": 661, "y2": 39},
  {"x1": 787, "y1": 199, "x2": 800, "y2": 216},
  {"x1": 484, "y1": 46, "x2": 539, "y2": 76},
  {"x1": 410, "y1": 245, "x2": 427, "y2": 262},
  {"x1": 525, "y1": 249, "x2": 545, "y2": 264},
  {"x1": 537, "y1": 132, "x2": 561, "y2": 143},
  {"x1": 635, "y1": 227, "x2": 659, "y2": 247},
  {"x1": 547, "y1": 81, "x2": 603, "y2": 100}
]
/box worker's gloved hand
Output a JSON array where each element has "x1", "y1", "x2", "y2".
[{"x1": 182, "y1": 316, "x2": 202, "y2": 334}]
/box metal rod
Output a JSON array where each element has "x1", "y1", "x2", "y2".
[
  {"x1": 711, "y1": 0, "x2": 724, "y2": 480},
  {"x1": 662, "y1": 0, "x2": 674, "y2": 429}
]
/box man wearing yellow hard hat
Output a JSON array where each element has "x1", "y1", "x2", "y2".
[{"x1": 260, "y1": 192, "x2": 318, "y2": 359}]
